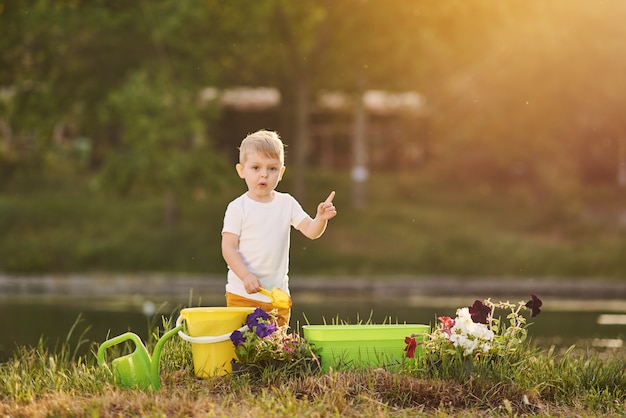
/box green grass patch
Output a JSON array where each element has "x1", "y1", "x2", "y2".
[
  {"x1": 0, "y1": 316, "x2": 623, "y2": 416},
  {"x1": 2, "y1": 170, "x2": 626, "y2": 277}
]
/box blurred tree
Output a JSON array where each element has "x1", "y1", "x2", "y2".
[
  {"x1": 214, "y1": 0, "x2": 336, "y2": 200},
  {"x1": 418, "y1": 0, "x2": 626, "y2": 205},
  {"x1": 320, "y1": 1, "x2": 429, "y2": 208},
  {"x1": 92, "y1": 0, "x2": 234, "y2": 226},
  {"x1": 3, "y1": 0, "x2": 626, "y2": 207},
  {"x1": 0, "y1": 0, "x2": 76, "y2": 183},
  {"x1": 0, "y1": 0, "x2": 232, "y2": 224},
  {"x1": 0, "y1": 0, "x2": 159, "y2": 185},
  {"x1": 215, "y1": 0, "x2": 433, "y2": 204},
  {"x1": 97, "y1": 70, "x2": 222, "y2": 227}
]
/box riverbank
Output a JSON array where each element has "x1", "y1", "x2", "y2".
[{"x1": 2, "y1": 273, "x2": 625, "y2": 300}]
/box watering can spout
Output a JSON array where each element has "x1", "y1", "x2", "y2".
[
  {"x1": 97, "y1": 324, "x2": 183, "y2": 390},
  {"x1": 149, "y1": 325, "x2": 184, "y2": 387}
]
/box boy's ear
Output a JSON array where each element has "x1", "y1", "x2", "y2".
[
  {"x1": 278, "y1": 165, "x2": 286, "y2": 181},
  {"x1": 236, "y1": 163, "x2": 245, "y2": 179}
]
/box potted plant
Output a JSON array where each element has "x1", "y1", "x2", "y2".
[
  {"x1": 230, "y1": 308, "x2": 319, "y2": 376},
  {"x1": 405, "y1": 294, "x2": 543, "y2": 379}
]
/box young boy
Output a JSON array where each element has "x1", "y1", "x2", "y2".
[{"x1": 221, "y1": 130, "x2": 337, "y2": 325}]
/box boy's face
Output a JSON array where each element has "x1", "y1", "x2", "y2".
[{"x1": 236, "y1": 152, "x2": 285, "y2": 202}]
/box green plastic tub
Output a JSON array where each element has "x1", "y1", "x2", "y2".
[{"x1": 302, "y1": 324, "x2": 430, "y2": 371}]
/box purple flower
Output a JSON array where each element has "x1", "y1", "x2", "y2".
[
  {"x1": 525, "y1": 294, "x2": 543, "y2": 317},
  {"x1": 469, "y1": 299, "x2": 491, "y2": 324},
  {"x1": 230, "y1": 330, "x2": 246, "y2": 347},
  {"x1": 246, "y1": 307, "x2": 271, "y2": 329},
  {"x1": 255, "y1": 322, "x2": 277, "y2": 338}
]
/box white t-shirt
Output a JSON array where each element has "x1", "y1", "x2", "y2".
[{"x1": 222, "y1": 191, "x2": 309, "y2": 302}]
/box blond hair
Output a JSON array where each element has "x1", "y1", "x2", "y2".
[{"x1": 239, "y1": 130, "x2": 285, "y2": 165}]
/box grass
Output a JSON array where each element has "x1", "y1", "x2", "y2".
[
  {"x1": 0, "y1": 316, "x2": 624, "y2": 417},
  {"x1": 2, "y1": 168, "x2": 626, "y2": 278},
  {"x1": 2, "y1": 164, "x2": 624, "y2": 415}
]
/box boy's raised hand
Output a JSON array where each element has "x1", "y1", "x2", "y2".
[{"x1": 316, "y1": 191, "x2": 337, "y2": 220}]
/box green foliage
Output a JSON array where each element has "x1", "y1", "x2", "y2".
[
  {"x1": 2, "y1": 170, "x2": 626, "y2": 276},
  {"x1": 522, "y1": 346, "x2": 626, "y2": 410},
  {"x1": 0, "y1": 316, "x2": 105, "y2": 402},
  {"x1": 0, "y1": 0, "x2": 230, "y2": 191},
  {"x1": 97, "y1": 69, "x2": 223, "y2": 197},
  {"x1": 4, "y1": 0, "x2": 626, "y2": 195},
  {"x1": 3, "y1": 1, "x2": 626, "y2": 274},
  {"x1": 0, "y1": 178, "x2": 234, "y2": 272},
  {"x1": 0, "y1": 314, "x2": 623, "y2": 416}
]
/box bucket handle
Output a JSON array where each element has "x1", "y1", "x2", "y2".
[{"x1": 175, "y1": 314, "x2": 249, "y2": 344}]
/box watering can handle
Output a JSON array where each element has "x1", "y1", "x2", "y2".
[
  {"x1": 175, "y1": 314, "x2": 249, "y2": 344},
  {"x1": 97, "y1": 332, "x2": 145, "y2": 366}
]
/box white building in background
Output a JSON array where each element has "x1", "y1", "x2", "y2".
[{"x1": 200, "y1": 86, "x2": 432, "y2": 171}]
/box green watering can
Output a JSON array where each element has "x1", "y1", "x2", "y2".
[{"x1": 97, "y1": 324, "x2": 183, "y2": 390}]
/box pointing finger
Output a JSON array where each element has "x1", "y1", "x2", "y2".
[{"x1": 324, "y1": 191, "x2": 336, "y2": 204}]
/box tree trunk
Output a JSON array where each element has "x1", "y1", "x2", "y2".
[
  {"x1": 291, "y1": 78, "x2": 311, "y2": 201},
  {"x1": 164, "y1": 188, "x2": 179, "y2": 229},
  {"x1": 618, "y1": 137, "x2": 626, "y2": 189},
  {"x1": 351, "y1": 80, "x2": 368, "y2": 209}
]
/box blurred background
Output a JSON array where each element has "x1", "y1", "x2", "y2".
[{"x1": 1, "y1": 1, "x2": 625, "y2": 357}]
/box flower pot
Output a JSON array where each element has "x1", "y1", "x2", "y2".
[{"x1": 302, "y1": 324, "x2": 430, "y2": 371}]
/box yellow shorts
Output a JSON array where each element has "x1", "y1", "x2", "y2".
[{"x1": 225, "y1": 292, "x2": 290, "y2": 326}]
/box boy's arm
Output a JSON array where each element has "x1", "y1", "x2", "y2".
[
  {"x1": 297, "y1": 191, "x2": 337, "y2": 240},
  {"x1": 221, "y1": 232, "x2": 262, "y2": 294}
]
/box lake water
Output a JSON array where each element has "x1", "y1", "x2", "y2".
[{"x1": 2, "y1": 286, "x2": 625, "y2": 362}]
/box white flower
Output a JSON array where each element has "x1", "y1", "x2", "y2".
[
  {"x1": 417, "y1": 296, "x2": 543, "y2": 365},
  {"x1": 451, "y1": 334, "x2": 478, "y2": 356},
  {"x1": 449, "y1": 308, "x2": 494, "y2": 357}
]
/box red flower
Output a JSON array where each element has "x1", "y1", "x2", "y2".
[
  {"x1": 438, "y1": 316, "x2": 455, "y2": 336},
  {"x1": 469, "y1": 300, "x2": 491, "y2": 324},
  {"x1": 525, "y1": 294, "x2": 543, "y2": 317},
  {"x1": 404, "y1": 336, "x2": 417, "y2": 358}
]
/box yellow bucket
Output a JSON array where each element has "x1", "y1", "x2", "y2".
[{"x1": 176, "y1": 307, "x2": 254, "y2": 378}]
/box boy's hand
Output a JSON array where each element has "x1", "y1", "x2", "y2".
[
  {"x1": 242, "y1": 273, "x2": 262, "y2": 294},
  {"x1": 316, "y1": 191, "x2": 337, "y2": 221}
]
